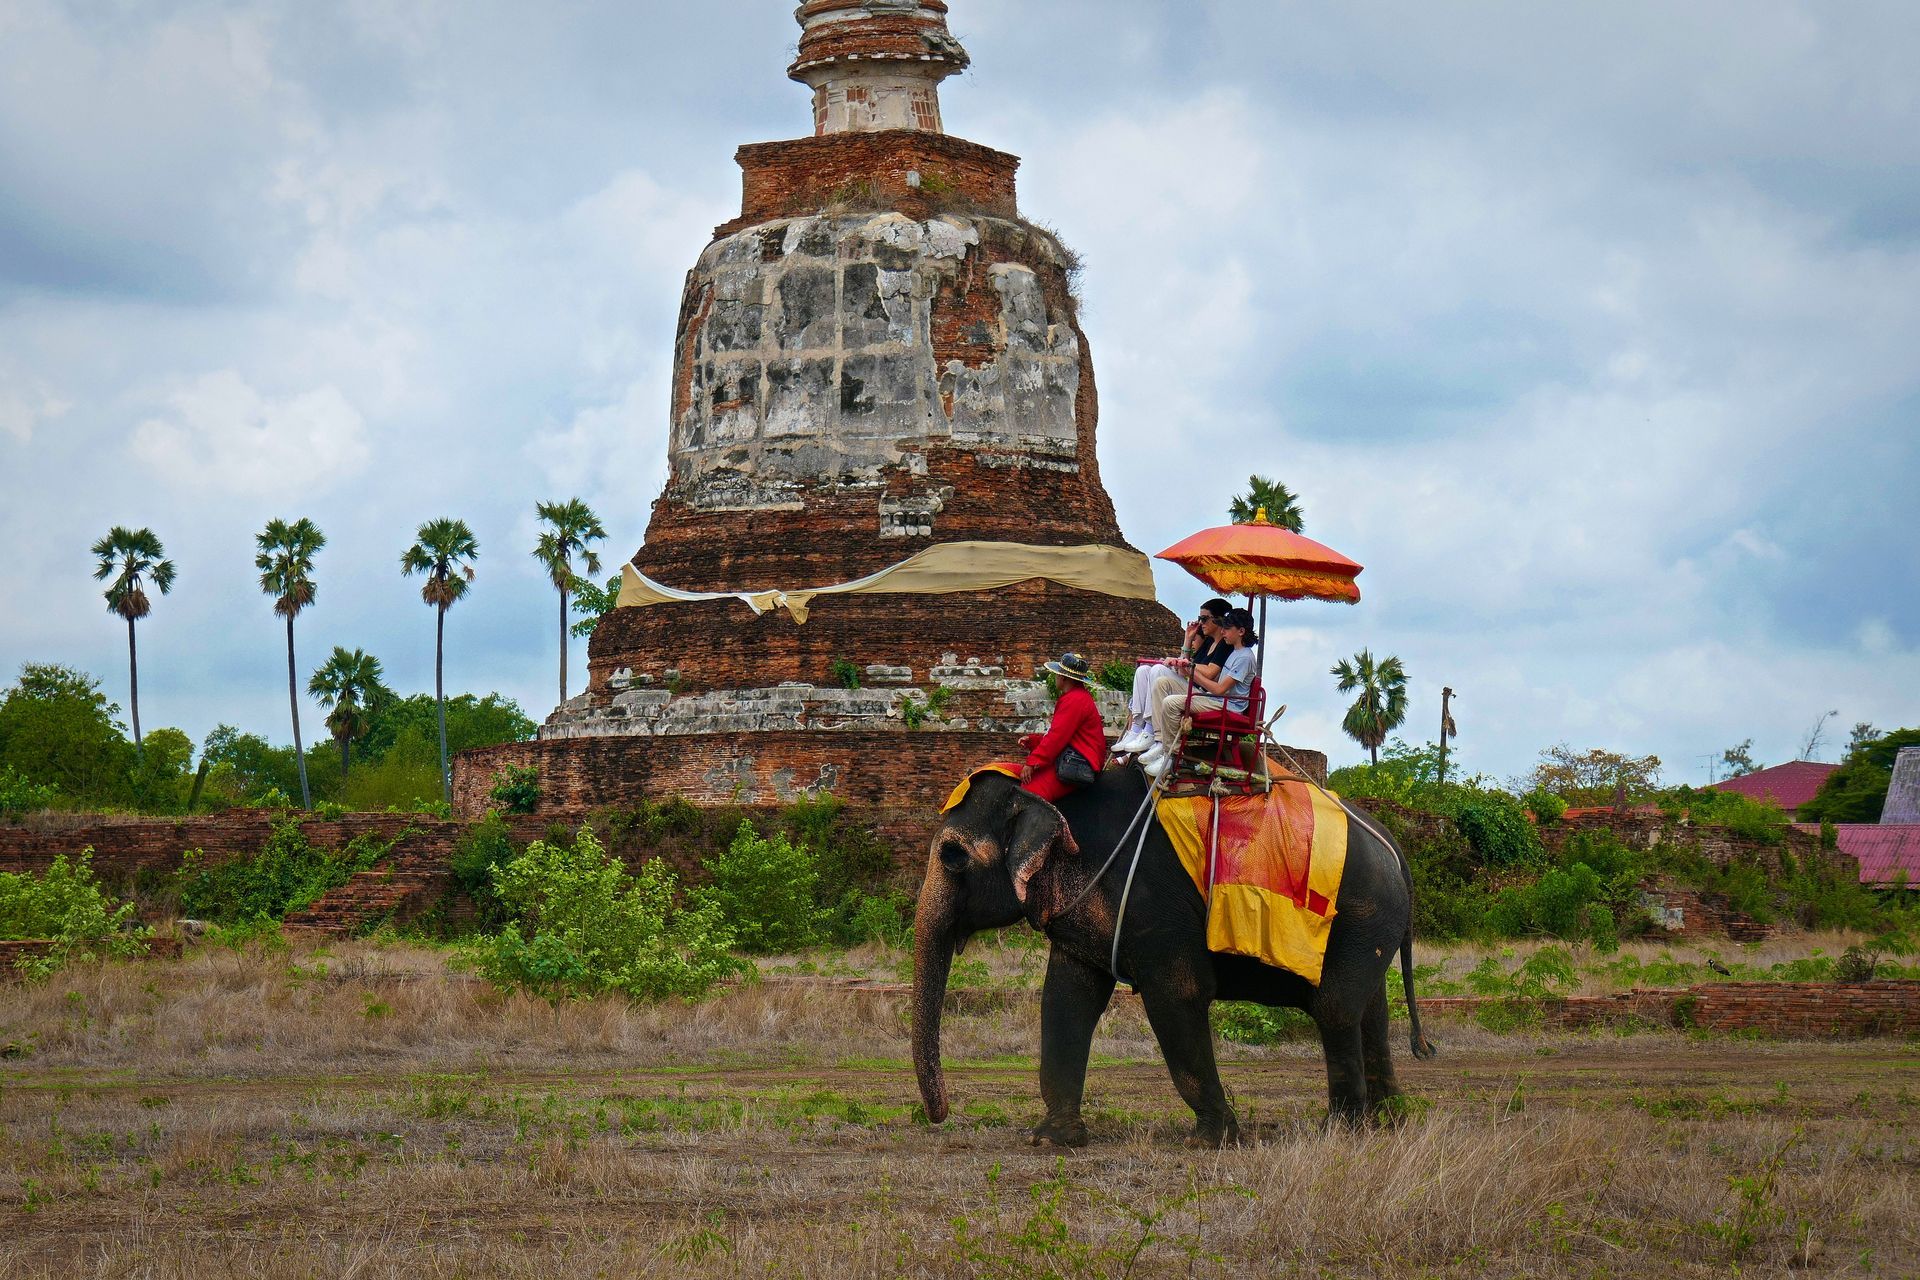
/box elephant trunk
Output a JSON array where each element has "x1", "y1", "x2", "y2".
[{"x1": 911, "y1": 869, "x2": 959, "y2": 1123}]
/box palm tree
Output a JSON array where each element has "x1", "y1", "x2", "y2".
[
  {"x1": 90, "y1": 526, "x2": 176, "y2": 753},
  {"x1": 308, "y1": 647, "x2": 387, "y2": 777},
  {"x1": 256, "y1": 517, "x2": 327, "y2": 809},
  {"x1": 1228, "y1": 476, "x2": 1305, "y2": 531},
  {"x1": 1331, "y1": 648, "x2": 1409, "y2": 766},
  {"x1": 531, "y1": 498, "x2": 607, "y2": 708},
  {"x1": 401, "y1": 519, "x2": 479, "y2": 806}
]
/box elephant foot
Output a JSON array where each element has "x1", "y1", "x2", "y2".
[
  {"x1": 1185, "y1": 1117, "x2": 1240, "y2": 1149},
  {"x1": 1030, "y1": 1117, "x2": 1089, "y2": 1149}
]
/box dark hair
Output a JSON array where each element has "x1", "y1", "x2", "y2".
[
  {"x1": 1199, "y1": 597, "x2": 1232, "y2": 621},
  {"x1": 1222, "y1": 606, "x2": 1259, "y2": 646}
]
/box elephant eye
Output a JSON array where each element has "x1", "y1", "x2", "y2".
[{"x1": 938, "y1": 840, "x2": 970, "y2": 872}]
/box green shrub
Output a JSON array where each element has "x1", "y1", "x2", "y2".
[
  {"x1": 172, "y1": 821, "x2": 395, "y2": 923},
  {"x1": 1702, "y1": 860, "x2": 1776, "y2": 923},
  {"x1": 1522, "y1": 789, "x2": 1567, "y2": 825},
  {"x1": 0, "y1": 850, "x2": 150, "y2": 976},
  {"x1": 1213, "y1": 1001, "x2": 1316, "y2": 1044},
  {"x1": 899, "y1": 685, "x2": 955, "y2": 730},
  {"x1": 1452, "y1": 791, "x2": 1541, "y2": 867},
  {"x1": 1094, "y1": 660, "x2": 1135, "y2": 693},
  {"x1": 470, "y1": 825, "x2": 745, "y2": 1001},
  {"x1": 829, "y1": 658, "x2": 862, "y2": 691},
  {"x1": 487, "y1": 765, "x2": 541, "y2": 815},
  {"x1": 693, "y1": 820, "x2": 821, "y2": 954},
  {"x1": 844, "y1": 888, "x2": 913, "y2": 947},
  {"x1": 449, "y1": 811, "x2": 517, "y2": 929},
  {"x1": 0, "y1": 765, "x2": 56, "y2": 817}
]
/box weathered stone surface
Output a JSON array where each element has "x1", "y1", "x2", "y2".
[{"x1": 502, "y1": 4, "x2": 1183, "y2": 809}]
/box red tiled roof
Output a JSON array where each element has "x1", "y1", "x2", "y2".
[
  {"x1": 1793, "y1": 823, "x2": 1920, "y2": 887},
  {"x1": 1710, "y1": 761, "x2": 1838, "y2": 813}
]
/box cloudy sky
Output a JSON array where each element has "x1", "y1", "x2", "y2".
[{"x1": 2, "y1": 0, "x2": 1915, "y2": 783}]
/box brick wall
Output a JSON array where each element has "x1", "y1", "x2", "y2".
[
  {"x1": 453, "y1": 729, "x2": 1020, "y2": 818},
  {"x1": 1420, "y1": 982, "x2": 1920, "y2": 1037},
  {"x1": 0, "y1": 812, "x2": 557, "y2": 882},
  {"x1": 724, "y1": 132, "x2": 1019, "y2": 235}
]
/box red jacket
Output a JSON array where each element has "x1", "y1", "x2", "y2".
[{"x1": 1024, "y1": 684, "x2": 1108, "y2": 774}]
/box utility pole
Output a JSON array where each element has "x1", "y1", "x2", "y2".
[{"x1": 1438, "y1": 687, "x2": 1456, "y2": 784}]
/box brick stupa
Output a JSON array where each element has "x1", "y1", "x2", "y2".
[{"x1": 456, "y1": 0, "x2": 1180, "y2": 815}]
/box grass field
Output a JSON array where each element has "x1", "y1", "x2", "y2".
[{"x1": 1, "y1": 935, "x2": 1915, "y2": 1277}]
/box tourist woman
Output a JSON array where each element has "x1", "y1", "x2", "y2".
[
  {"x1": 1139, "y1": 607, "x2": 1259, "y2": 780},
  {"x1": 1113, "y1": 597, "x2": 1234, "y2": 756},
  {"x1": 1017, "y1": 652, "x2": 1109, "y2": 803}
]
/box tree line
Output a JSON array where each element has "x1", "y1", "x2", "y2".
[{"x1": 83, "y1": 500, "x2": 609, "y2": 811}]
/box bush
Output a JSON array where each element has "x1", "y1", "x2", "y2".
[
  {"x1": 449, "y1": 811, "x2": 517, "y2": 929},
  {"x1": 1702, "y1": 860, "x2": 1776, "y2": 923},
  {"x1": 0, "y1": 850, "x2": 150, "y2": 976},
  {"x1": 470, "y1": 825, "x2": 745, "y2": 1002},
  {"x1": 1489, "y1": 864, "x2": 1605, "y2": 940},
  {"x1": 172, "y1": 821, "x2": 396, "y2": 923},
  {"x1": 1659, "y1": 786, "x2": 1788, "y2": 844},
  {"x1": 829, "y1": 658, "x2": 862, "y2": 691},
  {"x1": 1451, "y1": 791, "x2": 1541, "y2": 867},
  {"x1": 1522, "y1": 789, "x2": 1567, "y2": 825},
  {"x1": 1094, "y1": 660, "x2": 1135, "y2": 693},
  {"x1": 844, "y1": 888, "x2": 913, "y2": 947},
  {"x1": 488, "y1": 765, "x2": 541, "y2": 815},
  {"x1": 1213, "y1": 1001, "x2": 1316, "y2": 1044},
  {"x1": 0, "y1": 764, "x2": 56, "y2": 817},
  {"x1": 693, "y1": 820, "x2": 822, "y2": 954}
]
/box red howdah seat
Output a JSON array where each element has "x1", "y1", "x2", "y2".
[{"x1": 1170, "y1": 676, "x2": 1269, "y2": 793}]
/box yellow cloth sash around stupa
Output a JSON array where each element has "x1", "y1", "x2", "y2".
[
  {"x1": 1156, "y1": 778, "x2": 1349, "y2": 984},
  {"x1": 616, "y1": 541, "x2": 1158, "y2": 624}
]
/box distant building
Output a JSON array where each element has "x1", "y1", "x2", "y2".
[
  {"x1": 1793, "y1": 824, "x2": 1920, "y2": 888},
  {"x1": 1882, "y1": 747, "x2": 1920, "y2": 824},
  {"x1": 1709, "y1": 760, "x2": 1839, "y2": 820}
]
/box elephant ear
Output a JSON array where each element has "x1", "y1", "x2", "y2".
[{"x1": 1006, "y1": 792, "x2": 1080, "y2": 905}]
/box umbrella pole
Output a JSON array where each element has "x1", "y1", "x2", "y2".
[{"x1": 1254, "y1": 595, "x2": 1266, "y2": 687}]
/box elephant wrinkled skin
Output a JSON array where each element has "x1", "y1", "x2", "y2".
[{"x1": 912, "y1": 769, "x2": 1435, "y2": 1147}]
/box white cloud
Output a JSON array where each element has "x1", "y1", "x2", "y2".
[
  {"x1": 0, "y1": 378, "x2": 69, "y2": 443},
  {"x1": 129, "y1": 371, "x2": 370, "y2": 497}
]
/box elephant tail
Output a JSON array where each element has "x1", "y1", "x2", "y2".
[
  {"x1": 1401, "y1": 926, "x2": 1437, "y2": 1060},
  {"x1": 1339, "y1": 796, "x2": 1437, "y2": 1061}
]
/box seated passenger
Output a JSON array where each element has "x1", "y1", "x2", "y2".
[
  {"x1": 1139, "y1": 607, "x2": 1258, "y2": 780},
  {"x1": 1017, "y1": 652, "x2": 1109, "y2": 804},
  {"x1": 1113, "y1": 597, "x2": 1233, "y2": 756}
]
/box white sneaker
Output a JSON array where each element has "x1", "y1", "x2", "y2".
[
  {"x1": 1114, "y1": 726, "x2": 1151, "y2": 755},
  {"x1": 1142, "y1": 752, "x2": 1173, "y2": 781},
  {"x1": 1137, "y1": 744, "x2": 1166, "y2": 772}
]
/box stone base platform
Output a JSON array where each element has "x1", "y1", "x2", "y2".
[
  {"x1": 542, "y1": 668, "x2": 1125, "y2": 740},
  {"x1": 454, "y1": 729, "x2": 1328, "y2": 820}
]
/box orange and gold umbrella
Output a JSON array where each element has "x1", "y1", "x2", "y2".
[{"x1": 1154, "y1": 510, "x2": 1362, "y2": 604}]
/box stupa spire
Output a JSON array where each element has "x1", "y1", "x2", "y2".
[{"x1": 789, "y1": 1, "x2": 971, "y2": 136}]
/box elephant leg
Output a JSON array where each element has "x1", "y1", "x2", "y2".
[
  {"x1": 1315, "y1": 1011, "x2": 1370, "y2": 1129},
  {"x1": 1033, "y1": 948, "x2": 1115, "y2": 1148},
  {"x1": 1360, "y1": 984, "x2": 1404, "y2": 1120},
  {"x1": 1139, "y1": 983, "x2": 1238, "y2": 1148}
]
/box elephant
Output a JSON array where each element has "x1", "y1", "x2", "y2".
[{"x1": 911, "y1": 767, "x2": 1435, "y2": 1147}]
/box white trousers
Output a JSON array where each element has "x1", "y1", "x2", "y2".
[
  {"x1": 1128, "y1": 662, "x2": 1179, "y2": 723},
  {"x1": 1150, "y1": 673, "x2": 1225, "y2": 748}
]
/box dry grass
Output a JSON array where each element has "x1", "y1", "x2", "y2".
[{"x1": 0, "y1": 936, "x2": 1915, "y2": 1277}]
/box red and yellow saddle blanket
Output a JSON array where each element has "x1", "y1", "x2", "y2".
[{"x1": 1157, "y1": 780, "x2": 1349, "y2": 984}]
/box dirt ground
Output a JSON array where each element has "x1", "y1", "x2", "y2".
[{"x1": 0, "y1": 943, "x2": 1916, "y2": 1277}]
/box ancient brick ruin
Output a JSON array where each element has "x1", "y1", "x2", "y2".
[{"x1": 502, "y1": 0, "x2": 1182, "y2": 811}]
